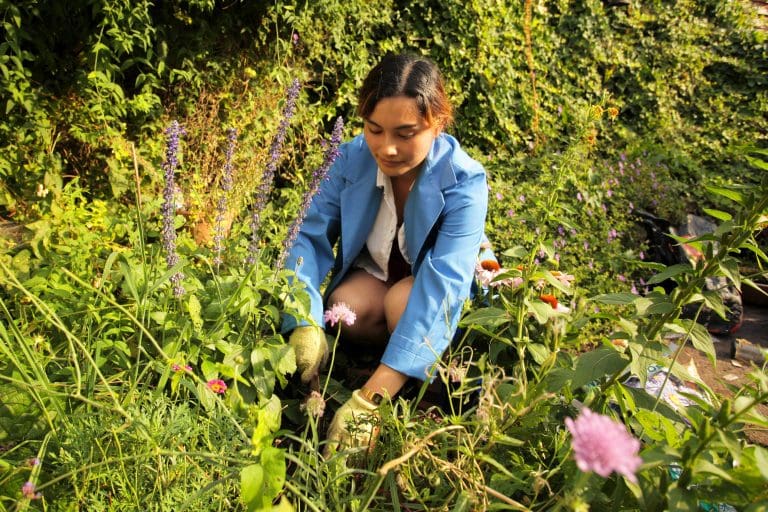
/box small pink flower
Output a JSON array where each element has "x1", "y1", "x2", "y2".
[
  {"x1": 323, "y1": 302, "x2": 356, "y2": 327},
  {"x1": 22, "y1": 481, "x2": 41, "y2": 500},
  {"x1": 207, "y1": 379, "x2": 227, "y2": 394},
  {"x1": 301, "y1": 390, "x2": 326, "y2": 418},
  {"x1": 565, "y1": 408, "x2": 642, "y2": 483}
]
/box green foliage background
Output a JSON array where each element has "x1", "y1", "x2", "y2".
[
  {"x1": 1, "y1": 0, "x2": 768, "y2": 510},
  {"x1": 2, "y1": 0, "x2": 766, "y2": 215}
]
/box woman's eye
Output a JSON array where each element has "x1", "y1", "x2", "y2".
[{"x1": 399, "y1": 132, "x2": 415, "y2": 139}]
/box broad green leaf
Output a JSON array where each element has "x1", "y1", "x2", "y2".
[
  {"x1": 692, "y1": 459, "x2": 733, "y2": 481},
  {"x1": 501, "y1": 245, "x2": 528, "y2": 259},
  {"x1": 738, "y1": 242, "x2": 768, "y2": 263},
  {"x1": 666, "y1": 487, "x2": 698, "y2": 511},
  {"x1": 702, "y1": 208, "x2": 732, "y2": 221},
  {"x1": 647, "y1": 264, "x2": 691, "y2": 285},
  {"x1": 591, "y1": 292, "x2": 638, "y2": 305},
  {"x1": 260, "y1": 446, "x2": 286, "y2": 508},
  {"x1": 746, "y1": 154, "x2": 768, "y2": 171},
  {"x1": 687, "y1": 320, "x2": 716, "y2": 366},
  {"x1": 460, "y1": 307, "x2": 508, "y2": 328},
  {"x1": 527, "y1": 343, "x2": 550, "y2": 365},
  {"x1": 700, "y1": 290, "x2": 727, "y2": 320},
  {"x1": 241, "y1": 463, "x2": 264, "y2": 512},
  {"x1": 527, "y1": 299, "x2": 554, "y2": 324},
  {"x1": 571, "y1": 348, "x2": 629, "y2": 389},
  {"x1": 645, "y1": 297, "x2": 675, "y2": 316},
  {"x1": 633, "y1": 297, "x2": 653, "y2": 315},
  {"x1": 718, "y1": 256, "x2": 741, "y2": 288},
  {"x1": 705, "y1": 185, "x2": 743, "y2": 204},
  {"x1": 544, "y1": 367, "x2": 574, "y2": 393},
  {"x1": 188, "y1": 294, "x2": 203, "y2": 331},
  {"x1": 251, "y1": 418, "x2": 272, "y2": 457},
  {"x1": 755, "y1": 447, "x2": 768, "y2": 480}
]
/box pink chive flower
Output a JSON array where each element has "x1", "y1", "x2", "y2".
[
  {"x1": 207, "y1": 379, "x2": 228, "y2": 394},
  {"x1": 323, "y1": 302, "x2": 356, "y2": 327},
  {"x1": 301, "y1": 390, "x2": 326, "y2": 418},
  {"x1": 565, "y1": 408, "x2": 642, "y2": 483},
  {"x1": 22, "y1": 481, "x2": 41, "y2": 500}
]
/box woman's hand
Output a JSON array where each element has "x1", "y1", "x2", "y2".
[
  {"x1": 324, "y1": 389, "x2": 381, "y2": 458},
  {"x1": 288, "y1": 326, "x2": 328, "y2": 384}
]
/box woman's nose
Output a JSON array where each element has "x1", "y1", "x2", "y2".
[{"x1": 382, "y1": 135, "x2": 398, "y2": 155}]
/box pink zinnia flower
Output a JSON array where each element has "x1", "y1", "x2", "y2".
[
  {"x1": 207, "y1": 379, "x2": 227, "y2": 394},
  {"x1": 323, "y1": 302, "x2": 356, "y2": 327},
  {"x1": 565, "y1": 409, "x2": 642, "y2": 483}
]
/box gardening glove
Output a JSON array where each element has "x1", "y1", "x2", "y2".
[
  {"x1": 288, "y1": 326, "x2": 328, "y2": 385},
  {"x1": 324, "y1": 389, "x2": 381, "y2": 458}
]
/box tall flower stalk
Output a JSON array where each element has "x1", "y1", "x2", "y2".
[
  {"x1": 278, "y1": 116, "x2": 344, "y2": 269},
  {"x1": 247, "y1": 78, "x2": 301, "y2": 265},
  {"x1": 213, "y1": 127, "x2": 237, "y2": 268},
  {"x1": 161, "y1": 120, "x2": 186, "y2": 297}
]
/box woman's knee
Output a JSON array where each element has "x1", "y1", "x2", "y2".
[
  {"x1": 327, "y1": 270, "x2": 388, "y2": 330},
  {"x1": 384, "y1": 276, "x2": 414, "y2": 332}
]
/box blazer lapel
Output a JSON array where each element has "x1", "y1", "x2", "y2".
[
  {"x1": 405, "y1": 162, "x2": 445, "y2": 269},
  {"x1": 340, "y1": 170, "x2": 381, "y2": 269}
]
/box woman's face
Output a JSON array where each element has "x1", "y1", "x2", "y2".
[{"x1": 363, "y1": 95, "x2": 439, "y2": 180}]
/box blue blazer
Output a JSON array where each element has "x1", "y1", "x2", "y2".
[{"x1": 283, "y1": 132, "x2": 489, "y2": 380}]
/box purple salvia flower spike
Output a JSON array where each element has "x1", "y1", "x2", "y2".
[
  {"x1": 247, "y1": 78, "x2": 301, "y2": 265},
  {"x1": 161, "y1": 120, "x2": 186, "y2": 297},
  {"x1": 214, "y1": 127, "x2": 237, "y2": 267},
  {"x1": 278, "y1": 116, "x2": 344, "y2": 269}
]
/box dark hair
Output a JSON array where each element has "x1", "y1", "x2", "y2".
[{"x1": 357, "y1": 53, "x2": 453, "y2": 129}]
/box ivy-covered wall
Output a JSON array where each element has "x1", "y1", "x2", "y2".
[{"x1": 1, "y1": 0, "x2": 765, "y2": 215}]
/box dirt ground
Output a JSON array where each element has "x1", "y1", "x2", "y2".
[{"x1": 679, "y1": 298, "x2": 768, "y2": 446}]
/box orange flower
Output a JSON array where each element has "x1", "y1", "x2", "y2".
[
  {"x1": 540, "y1": 294, "x2": 559, "y2": 309},
  {"x1": 607, "y1": 107, "x2": 619, "y2": 120},
  {"x1": 480, "y1": 259, "x2": 501, "y2": 271}
]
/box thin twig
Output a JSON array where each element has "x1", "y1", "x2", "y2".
[
  {"x1": 377, "y1": 425, "x2": 465, "y2": 475},
  {"x1": 482, "y1": 484, "x2": 532, "y2": 511}
]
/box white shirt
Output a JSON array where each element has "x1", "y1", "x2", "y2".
[{"x1": 354, "y1": 169, "x2": 411, "y2": 281}]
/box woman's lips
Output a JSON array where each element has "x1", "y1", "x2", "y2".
[{"x1": 380, "y1": 159, "x2": 401, "y2": 168}]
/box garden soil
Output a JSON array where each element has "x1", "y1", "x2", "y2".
[{"x1": 679, "y1": 301, "x2": 768, "y2": 446}]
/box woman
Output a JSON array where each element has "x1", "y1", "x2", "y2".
[{"x1": 282, "y1": 53, "x2": 490, "y2": 455}]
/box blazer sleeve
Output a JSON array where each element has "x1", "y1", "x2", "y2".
[
  {"x1": 380, "y1": 169, "x2": 488, "y2": 379},
  {"x1": 280, "y1": 146, "x2": 348, "y2": 332}
]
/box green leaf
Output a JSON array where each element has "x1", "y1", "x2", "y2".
[
  {"x1": 460, "y1": 307, "x2": 508, "y2": 328},
  {"x1": 591, "y1": 292, "x2": 638, "y2": 305},
  {"x1": 571, "y1": 348, "x2": 629, "y2": 389},
  {"x1": 260, "y1": 446, "x2": 286, "y2": 508},
  {"x1": 717, "y1": 256, "x2": 741, "y2": 288},
  {"x1": 188, "y1": 294, "x2": 203, "y2": 331},
  {"x1": 755, "y1": 447, "x2": 768, "y2": 480},
  {"x1": 705, "y1": 185, "x2": 743, "y2": 204},
  {"x1": 527, "y1": 299, "x2": 554, "y2": 324},
  {"x1": 241, "y1": 463, "x2": 264, "y2": 512},
  {"x1": 746, "y1": 154, "x2": 768, "y2": 171},
  {"x1": 527, "y1": 343, "x2": 550, "y2": 365},
  {"x1": 501, "y1": 245, "x2": 528, "y2": 259},
  {"x1": 676, "y1": 319, "x2": 716, "y2": 366},
  {"x1": 647, "y1": 264, "x2": 691, "y2": 285},
  {"x1": 691, "y1": 459, "x2": 733, "y2": 481},
  {"x1": 702, "y1": 208, "x2": 732, "y2": 221}
]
